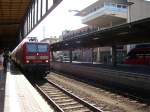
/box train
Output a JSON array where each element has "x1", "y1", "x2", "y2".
[
  {"x1": 11, "y1": 38, "x2": 50, "y2": 77},
  {"x1": 123, "y1": 44, "x2": 150, "y2": 65}
]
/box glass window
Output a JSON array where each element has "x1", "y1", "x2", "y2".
[
  {"x1": 38, "y1": 44, "x2": 48, "y2": 52},
  {"x1": 27, "y1": 43, "x2": 37, "y2": 53},
  {"x1": 117, "y1": 5, "x2": 121, "y2": 8},
  {"x1": 122, "y1": 5, "x2": 127, "y2": 8}
]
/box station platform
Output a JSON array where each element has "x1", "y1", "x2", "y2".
[
  {"x1": 0, "y1": 63, "x2": 53, "y2": 112},
  {"x1": 62, "y1": 61, "x2": 150, "y2": 75}
]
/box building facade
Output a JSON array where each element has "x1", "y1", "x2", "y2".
[
  {"x1": 127, "y1": 0, "x2": 150, "y2": 52},
  {"x1": 61, "y1": 0, "x2": 150, "y2": 64},
  {"x1": 40, "y1": 36, "x2": 59, "y2": 45},
  {"x1": 75, "y1": 0, "x2": 128, "y2": 63},
  {"x1": 127, "y1": 0, "x2": 150, "y2": 23},
  {"x1": 77, "y1": 0, "x2": 127, "y2": 27}
]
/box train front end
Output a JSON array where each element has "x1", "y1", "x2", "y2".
[{"x1": 23, "y1": 42, "x2": 50, "y2": 77}]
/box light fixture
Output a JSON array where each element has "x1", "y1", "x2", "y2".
[
  {"x1": 45, "y1": 60, "x2": 49, "y2": 63},
  {"x1": 93, "y1": 37, "x2": 99, "y2": 40},
  {"x1": 26, "y1": 60, "x2": 30, "y2": 63}
]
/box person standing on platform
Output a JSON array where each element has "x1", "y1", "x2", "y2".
[{"x1": 3, "y1": 49, "x2": 9, "y2": 70}]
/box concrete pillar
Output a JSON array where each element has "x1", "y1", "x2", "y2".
[
  {"x1": 91, "y1": 48, "x2": 94, "y2": 64},
  {"x1": 51, "y1": 51, "x2": 55, "y2": 62},
  {"x1": 81, "y1": 49, "x2": 83, "y2": 62},
  {"x1": 69, "y1": 50, "x2": 72, "y2": 63},
  {"x1": 112, "y1": 45, "x2": 117, "y2": 67},
  {"x1": 97, "y1": 47, "x2": 100, "y2": 62}
]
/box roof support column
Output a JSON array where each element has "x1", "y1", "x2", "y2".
[
  {"x1": 26, "y1": 16, "x2": 28, "y2": 34},
  {"x1": 91, "y1": 48, "x2": 94, "y2": 64},
  {"x1": 33, "y1": 1, "x2": 35, "y2": 28},
  {"x1": 36, "y1": 0, "x2": 39, "y2": 23},
  {"x1": 112, "y1": 45, "x2": 117, "y2": 67},
  {"x1": 51, "y1": 51, "x2": 55, "y2": 62},
  {"x1": 46, "y1": 0, "x2": 48, "y2": 11},
  {"x1": 40, "y1": 0, "x2": 43, "y2": 18},
  {"x1": 28, "y1": 12, "x2": 29, "y2": 31},
  {"x1": 29, "y1": 10, "x2": 31, "y2": 31},
  {"x1": 30, "y1": 4, "x2": 33, "y2": 29},
  {"x1": 69, "y1": 50, "x2": 72, "y2": 63}
]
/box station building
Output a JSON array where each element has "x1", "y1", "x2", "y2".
[
  {"x1": 126, "y1": 0, "x2": 150, "y2": 51},
  {"x1": 62, "y1": 0, "x2": 128, "y2": 63},
  {"x1": 61, "y1": 0, "x2": 150, "y2": 64},
  {"x1": 40, "y1": 37, "x2": 59, "y2": 45},
  {"x1": 128, "y1": 0, "x2": 150, "y2": 22}
]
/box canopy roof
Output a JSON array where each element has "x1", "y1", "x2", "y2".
[
  {"x1": 51, "y1": 17, "x2": 150, "y2": 51},
  {"x1": 0, "y1": 0, "x2": 31, "y2": 49}
]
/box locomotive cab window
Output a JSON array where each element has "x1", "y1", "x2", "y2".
[
  {"x1": 38, "y1": 44, "x2": 48, "y2": 53},
  {"x1": 26, "y1": 43, "x2": 37, "y2": 53}
]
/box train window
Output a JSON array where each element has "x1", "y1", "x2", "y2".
[
  {"x1": 38, "y1": 44, "x2": 48, "y2": 52},
  {"x1": 26, "y1": 43, "x2": 37, "y2": 53}
]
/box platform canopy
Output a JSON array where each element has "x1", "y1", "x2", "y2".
[
  {"x1": 50, "y1": 17, "x2": 150, "y2": 51},
  {"x1": 0, "y1": 0, "x2": 31, "y2": 49}
]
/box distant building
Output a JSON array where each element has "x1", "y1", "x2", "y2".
[
  {"x1": 61, "y1": 0, "x2": 150, "y2": 63},
  {"x1": 40, "y1": 38, "x2": 49, "y2": 43},
  {"x1": 40, "y1": 37, "x2": 60, "y2": 61},
  {"x1": 61, "y1": 27, "x2": 95, "y2": 41},
  {"x1": 127, "y1": 0, "x2": 150, "y2": 23},
  {"x1": 126, "y1": 0, "x2": 150, "y2": 52},
  {"x1": 40, "y1": 36, "x2": 59, "y2": 45}
]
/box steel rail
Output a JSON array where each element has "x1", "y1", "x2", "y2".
[
  {"x1": 52, "y1": 71, "x2": 150, "y2": 104},
  {"x1": 46, "y1": 79, "x2": 104, "y2": 112},
  {"x1": 35, "y1": 79, "x2": 104, "y2": 112},
  {"x1": 35, "y1": 84, "x2": 64, "y2": 112}
]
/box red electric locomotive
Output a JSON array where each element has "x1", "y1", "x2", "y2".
[{"x1": 11, "y1": 38, "x2": 50, "y2": 77}]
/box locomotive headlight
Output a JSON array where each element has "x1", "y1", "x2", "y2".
[
  {"x1": 26, "y1": 60, "x2": 30, "y2": 63},
  {"x1": 45, "y1": 60, "x2": 49, "y2": 63}
]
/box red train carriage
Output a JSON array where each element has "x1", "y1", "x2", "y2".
[
  {"x1": 11, "y1": 41, "x2": 50, "y2": 77},
  {"x1": 124, "y1": 44, "x2": 150, "y2": 65}
]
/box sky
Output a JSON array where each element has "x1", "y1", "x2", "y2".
[{"x1": 28, "y1": 0, "x2": 97, "y2": 41}]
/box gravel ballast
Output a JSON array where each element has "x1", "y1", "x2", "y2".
[{"x1": 46, "y1": 72, "x2": 150, "y2": 112}]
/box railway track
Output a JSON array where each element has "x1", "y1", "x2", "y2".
[
  {"x1": 51, "y1": 71, "x2": 150, "y2": 105},
  {"x1": 35, "y1": 79, "x2": 104, "y2": 112}
]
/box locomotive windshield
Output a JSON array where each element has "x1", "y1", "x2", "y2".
[
  {"x1": 38, "y1": 45, "x2": 48, "y2": 52},
  {"x1": 26, "y1": 43, "x2": 49, "y2": 53},
  {"x1": 27, "y1": 44, "x2": 37, "y2": 53}
]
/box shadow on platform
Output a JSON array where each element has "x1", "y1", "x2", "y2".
[{"x1": 9, "y1": 62, "x2": 22, "y2": 75}]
